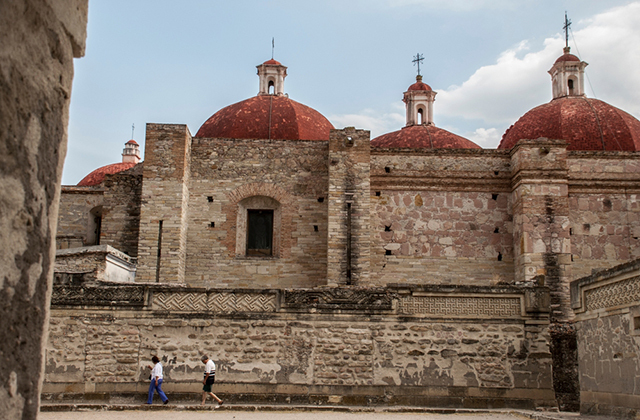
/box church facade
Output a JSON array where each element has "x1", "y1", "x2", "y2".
[{"x1": 46, "y1": 47, "x2": 640, "y2": 410}]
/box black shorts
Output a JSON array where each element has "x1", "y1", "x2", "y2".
[{"x1": 203, "y1": 375, "x2": 215, "y2": 392}]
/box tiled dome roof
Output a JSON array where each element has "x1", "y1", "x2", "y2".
[
  {"x1": 498, "y1": 97, "x2": 640, "y2": 151},
  {"x1": 371, "y1": 125, "x2": 481, "y2": 149},
  {"x1": 196, "y1": 95, "x2": 334, "y2": 141},
  {"x1": 263, "y1": 59, "x2": 282, "y2": 65},
  {"x1": 554, "y1": 52, "x2": 580, "y2": 64},
  {"x1": 77, "y1": 162, "x2": 137, "y2": 186},
  {"x1": 408, "y1": 80, "x2": 432, "y2": 91}
]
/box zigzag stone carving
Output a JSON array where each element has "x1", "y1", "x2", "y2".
[
  {"x1": 585, "y1": 276, "x2": 640, "y2": 312},
  {"x1": 153, "y1": 290, "x2": 276, "y2": 312},
  {"x1": 283, "y1": 288, "x2": 395, "y2": 310},
  {"x1": 51, "y1": 285, "x2": 145, "y2": 306},
  {"x1": 398, "y1": 295, "x2": 521, "y2": 318}
]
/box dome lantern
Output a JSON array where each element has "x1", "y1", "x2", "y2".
[
  {"x1": 403, "y1": 75, "x2": 436, "y2": 126},
  {"x1": 257, "y1": 59, "x2": 287, "y2": 96},
  {"x1": 548, "y1": 46, "x2": 588, "y2": 99}
]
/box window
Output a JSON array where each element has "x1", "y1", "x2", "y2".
[
  {"x1": 268, "y1": 80, "x2": 275, "y2": 95},
  {"x1": 417, "y1": 108, "x2": 424, "y2": 125},
  {"x1": 246, "y1": 210, "x2": 273, "y2": 256},
  {"x1": 568, "y1": 78, "x2": 574, "y2": 95},
  {"x1": 236, "y1": 196, "x2": 281, "y2": 257},
  {"x1": 87, "y1": 206, "x2": 103, "y2": 245}
]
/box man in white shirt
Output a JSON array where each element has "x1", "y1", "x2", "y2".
[
  {"x1": 146, "y1": 355, "x2": 169, "y2": 404},
  {"x1": 201, "y1": 355, "x2": 223, "y2": 406}
]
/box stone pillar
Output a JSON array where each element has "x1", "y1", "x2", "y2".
[
  {"x1": 136, "y1": 124, "x2": 192, "y2": 283},
  {"x1": 327, "y1": 128, "x2": 371, "y2": 286},
  {"x1": 0, "y1": 1, "x2": 87, "y2": 418},
  {"x1": 510, "y1": 138, "x2": 578, "y2": 411}
]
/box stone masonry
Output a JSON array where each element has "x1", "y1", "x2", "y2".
[{"x1": 0, "y1": 0, "x2": 88, "y2": 418}]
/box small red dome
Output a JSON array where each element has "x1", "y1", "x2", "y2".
[
  {"x1": 126, "y1": 139, "x2": 138, "y2": 145},
  {"x1": 498, "y1": 97, "x2": 640, "y2": 151},
  {"x1": 554, "y1": 53, "x2": 580, "y2": 64},
  {"x1": 196, "y1": 95, "x2": 334, "y2": 141},
  {"x1": 408, "y1": 81, "x2": 432, "y2": 91},
  {"x1": 263, "y1": 59, "x2": 282, "y2": 66},
  {"x1": 371, "y1": 125, "x2": 481, "y2": 149},
  {"x1": 77, "y1": 162, "x2": 137, "y2": 186}
]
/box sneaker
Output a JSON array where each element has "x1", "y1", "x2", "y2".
[{"x1": 164, "y1": 400, "x2": 169, "y2": 405}]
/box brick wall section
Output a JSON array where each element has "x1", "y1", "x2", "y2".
[
  {"x1": 186, "y1": 138, "x2": 328, "y2": 288},
  {"x1": 101, "y1": 165, "x2": 142, "y2": 257},
  {"x1": 56, "y1": 188, "x2": 103, "y2": 248},
  {"x1": 510, "y1": 139, "x2": 572, "y2": 321},
  {"x1": 137, "y1": 124, "x2": 192, "y2": 283},
  {"x1": 370, "y1": 149, "x2": 513, "y2": 285},
  {"x1": 567, "y1": 154, "x2": 640, "y2": 280},
  {"x1": 327, "y1": 128, "x2": 371, "y2": 286}
]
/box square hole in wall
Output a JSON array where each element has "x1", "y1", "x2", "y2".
[
  {"x1": 210, "y1": 222, "x2": 215, "y2": 228},
  {"x1": 207, "y1": 196, "x2": 214, "y2": 202}
]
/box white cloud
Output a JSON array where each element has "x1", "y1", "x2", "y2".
[
  {"x1": 437, "y1": 2, "x2": 640, "y2": 127},
  {"x1": 466, "y1": 127, "x2": 502, "y2": 149},
  {"x1": 328, "y1": 107, "x2": 405, "y2": 139}
]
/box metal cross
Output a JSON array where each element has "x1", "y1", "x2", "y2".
[
  {"x1": 131, "y1": 123, "x2": 135, "y2": 139},
  {"x1": 271, "y1": 37, "x2": 275, "y2": 59},
  {"x1": 412, "y1": 53, "x2": 424, "y2": 76},
  {"x1": 563, "y1": 12, "x2": 572, "y2": 48}
]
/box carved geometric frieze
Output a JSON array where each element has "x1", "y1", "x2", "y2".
[
  {"x1": 398, "y1": 295, "x2": 522, "y2": 318},
  {"x1": 152, "y1": 290, "x2": 276, "y2": 313},
  {"x1": 584, "y1": 276, "x2": 640, "y2": 312},
  {"x1": 283, "y1": 288, "x2": 395, "y2": 311},
  {"x1": 51, "y1": 285, "x2": 145, "y2": 307}
]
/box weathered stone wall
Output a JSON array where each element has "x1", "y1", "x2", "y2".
[
  {"x1": 43, "y1": 283, "x2": 555, "y2": 408},
  {"x1": 56, "y1": 188, "x2": 103, "y2": 249},
  {"x1": 0, "y1": 0, "x2": 87, "y2": 418},
  {"x1": 137, "y1": 124, "x2": 192, "y2": 283},
  {"x1": 185, "y1": 137, "x2": 329, "y2": 288},
  {"x1": 571, "y1": 259, "x2": 640, "y2": 417},
  {"x1": 101, "y1": 165, "x2": 143, "y2": 257},
  {"x1": 568, "y1": 154, "x2": 640, "y2": 281},
  {"x1": 54, "y1": 246, "x2": 136, "y2": 284},
  {"x1": 370, "y1": 149, "x2": 513, "y2": 285}
]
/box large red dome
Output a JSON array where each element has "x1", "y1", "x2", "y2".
[
  {"x1": 77, "y1": 162, "x2": 137, "y2": 186},
  {"x1": 196, "y1": 95, "x2": 334, "y2": 141},
  {"x1": 371, "y1": 125, "x2": 481, "y2": 149},
  {"x1": 498, "y1": 97, "x2": 640, "y2": 151}
]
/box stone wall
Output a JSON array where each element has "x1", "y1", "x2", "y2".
[
  {"x1": 54, "y1": 245, "x2": 136, "y2": 284},
  {"x1": 571, "y1": 259, "x2": 640, "y2": 417},
  {"x1": 0, "y1": 0, "x2": 88, "y2": 418},
  {"x1": 185, "y1": 137, "x2": 329, "y2": 288},
  {"x1": 56, "y1": 188, "x2": 103, "y2": 249},
  {"x1": 370, "y1": 148, "x2": 513, "y2": 286},
  {"x1": 568, "y1": 153, "x2": 640, "y2": 281},
  {"x1": 101, "y1": 165, "x2": 143, "y2": 257},
  {"x1": 43, "y1": 283, "x2": 555, "y2": 408}
]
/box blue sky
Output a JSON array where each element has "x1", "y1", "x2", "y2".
[{"x1": 64, "y1": 0, "x2": 640, "y2": 184}]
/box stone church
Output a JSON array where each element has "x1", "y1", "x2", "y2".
[{"x1": 46, "y1": 45, "x2": 640, "y2": 412}]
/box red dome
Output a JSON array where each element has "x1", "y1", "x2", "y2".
[
  {"x1": 263, "y1": 59, "x2": 282, "y2": 65},
  {"x1": 408, "y1": 80, "x2": 432, "y2": 91},
  {"x1": 77, "y1": 162, "x2": 137, "y2": 186},
  {"x1": 126, "y1": 139, "x2": 138, "y2": 145},
  {"x1": 196, "y1": 95, "x2": 334, "y2": 141},
  {"x1": 554, "y1": 53, "x2": 580, "y2": 64},
  {"x1": 498, "y1": 97, "x2": 640, "y2": 151},
  {"x1": 371, "y1": 125, "x2": 481, "y2": 149}
]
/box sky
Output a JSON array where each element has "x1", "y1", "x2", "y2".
[{"x1": 64, "y1": 0, "x2": 640, "y2": 185}]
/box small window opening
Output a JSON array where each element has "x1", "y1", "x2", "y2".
[
  {"x1": 494, "y1": 227, "x2": 499, "y2": 233},
  {"x1": 268, "y1": 80, "x2": 275, "y2": 95},
  {"x1": 384, "y1": 225, "x2": 392, "y2": 232},
  {"x1": 210, "y1": 222, "x2": 215, "y2": 228},
  {"x1": 492, "y1": 194, "x2": 498, "y2": 200},
  {"x1": 494, "y1": 171, "x2": 499, "y2": 176},
  {"x1": 313, "y1": 225, "x2": 319, "y2": 232},
  {"x1": 497, "y1": 252, "x2": 503, "y2": 261},
  {"x1": 385, "y1": 167, "x2": 391, "y2": 173},
  {"x1": 417, "y1": 108, "x2": 424, "y2": 125},
  {"x1": 375, "y1": 191, "x2": 381, "y2": 197},
  {"x1": 246, "y1": 209, "x2": 273, "y2": 256},
  {"x1": 571, "y1": 254, "x2": 574, "y2": 262},
  {"x1": 385, "y1": 250, "x2": 392, "y2": 256},
  {"x1": 207, "y1": 196, "x2": 213, "y2": 202},
  {"x1": 317, "y1": 197, "x2": 324, "y2": 203},
  {"x1": 568, "y1": 79, "x2": 574, "y2": 95},
  {"x1": 634, "y1": 316, "x2": 640, "y2": 331},
  {"x1": 569, "y1": 228, "x2": 573, "y2": 235}
]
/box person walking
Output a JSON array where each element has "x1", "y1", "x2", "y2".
[
  {"x1": 146, "y1": 355, "x2": 169, "y2": 405},
  {"x1": 200, "y1": 355, "x2": 223, "y2": 406}
]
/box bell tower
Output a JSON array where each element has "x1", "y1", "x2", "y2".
[
  {"x1": 403, "y1": 75, "x2": 436, "y2": 126},
  {"x1": 549, "y1": 13, "x2": 588, "y2": 99},
  {"x1": 257, "y1": 59, "x2": 287, "y2": 96}
]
